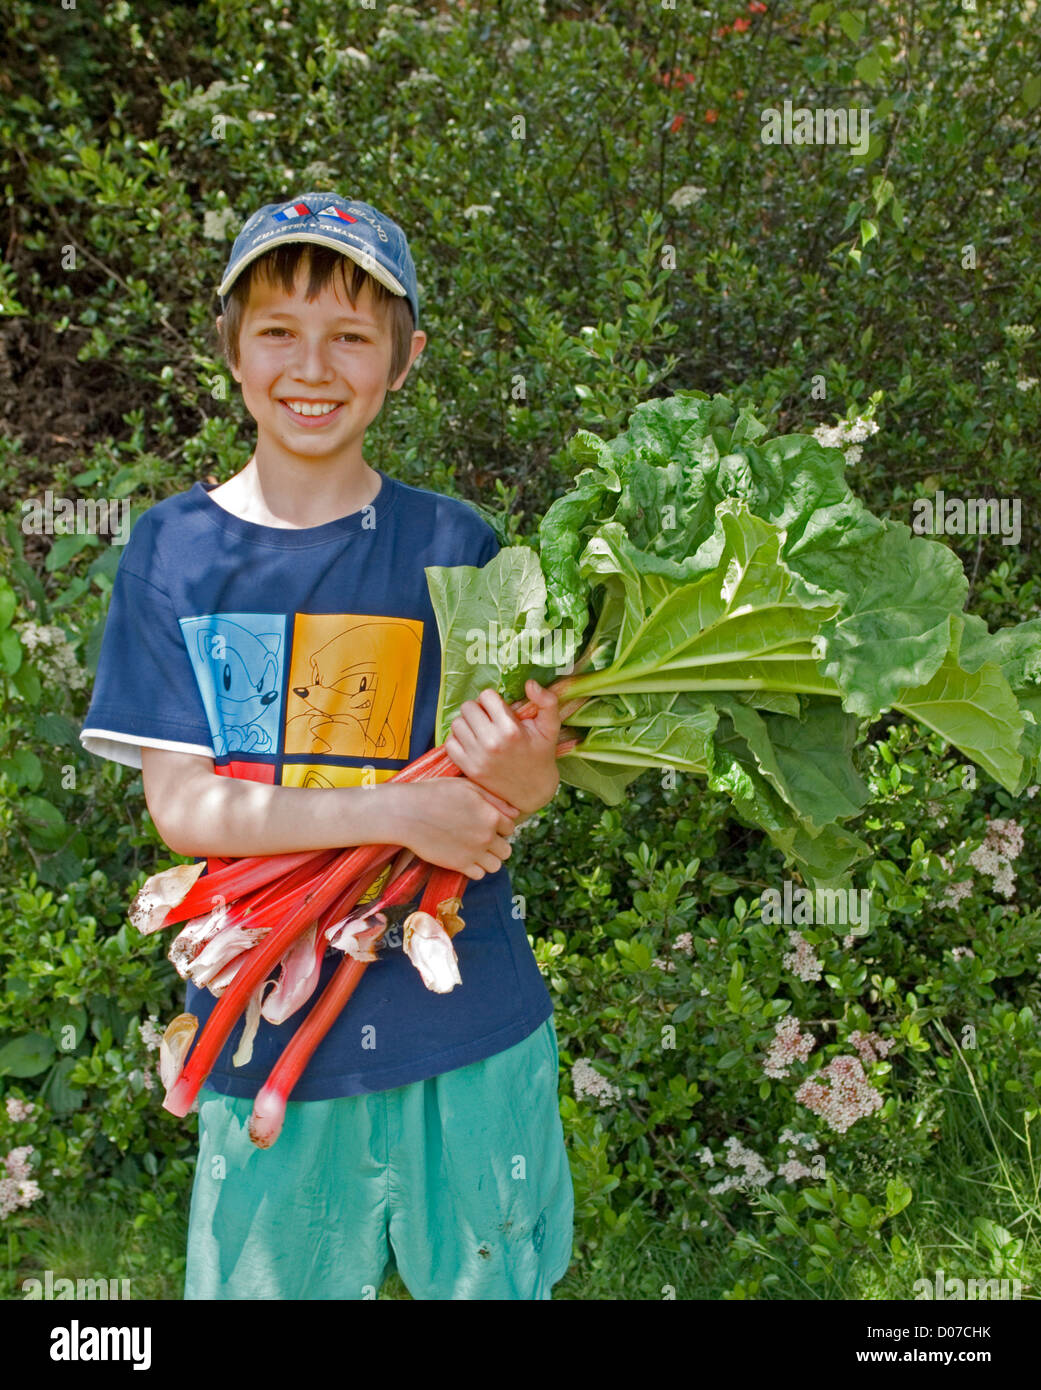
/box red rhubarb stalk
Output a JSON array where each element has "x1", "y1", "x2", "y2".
[
  {"x1": 162, "y1": 841, "x2": 402, "y2": 1116},
  {"x1": 248, "y1": 924, "x2": 384, "y2": 1149},
  {"x1": 248, "y1": 861, "x2": 436, "y2": 1147},
  {"x1": 133, "y1": 848, "x2": 332, "y2": 935}
]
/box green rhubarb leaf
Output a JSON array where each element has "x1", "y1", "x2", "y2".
[
  {"x1": 426, "y1": 547, "x2": 573, "y2": 743},
  {"x1": 735, "y1": 691, "x2": 803, "y2": 717},
  {"x1": 957, "y1": 612, "x2": 1041, "y2": 694},
  {"x1": 554, "y1": 752, "x2": 643, "y2": 804},
  {"x1": 707, "y1": 725, "x2": 870, "y2": 886},
  {"x1": 569, "y1": 500, "x2": 839, "y2": 701},
  {"x1": 712, "y1": 693, "x2": 871, "y2": 833},
  {"x1": 561, "y1": 699, "x2": 719, "y2": 775},
  {"x1": 800, "y1": 523, "x2": 971, "y2": 718},
  {"x1": 892, "y1": 623, "x2": 1025, "y2": 792}
]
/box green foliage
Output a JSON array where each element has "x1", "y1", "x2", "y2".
[{"x1": 1, "y1": 0, "x2": 1040, "y2": 1295}]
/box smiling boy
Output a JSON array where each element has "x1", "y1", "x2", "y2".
[{"x1": 79, "y1": 194, "x2": 574, "y2": 1300}]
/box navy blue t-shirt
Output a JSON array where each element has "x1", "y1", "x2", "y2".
[{"x1": 80, "y1": 471, "x2": 553, "y2": 1099}]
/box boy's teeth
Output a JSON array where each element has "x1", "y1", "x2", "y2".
[{"x1": 284, "y1": 401, "x2": 339, "y2": 416}]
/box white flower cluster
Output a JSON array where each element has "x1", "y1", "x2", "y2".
[
  {"x1": 462, "y1": 205, "x2": 495, "y2": 219},
  {"x1": 763, "y1": 1015, "x2": 816, "y2": 1078},
  {"x1": 1003, "y1": 324, "x2": 1035, "y2": 344},
  {"x1": 847, "y1": 1030, "x2": 894, "y2": 1066},
  {"x1": 951, "y1": 946, "x2": 975, "y2": 961},
  {"x1": 707, "y1": 1136, "x2": 773, "y2": 1195},
  {"x1": 777, "y1": 1156, "x2": 816, "y2": 1181},
  {"x1": 1, "y1": 1146, "x2": 41, "y2": 1220},
  {"x1": 944, "y1": 817, "x2": 1026, "y2": 909},
  {"x1": 5, "y1": 1097, "x2": 35, "y2": 1122},
  {"x1": 1016, "y1": 378, "x2": 1038, "y2": 391},
  {"x1": 138, "y1": 1015, "x2": 163, "y2": 1051},
  {"x1": 571, "y1": 1057, "x2": 623, "y2": 1108},
  {"x1": 203, "y1": 207, "x2": 238, "y2": 241},
  {"x1": 179, "y1": 79, "x2": 248, "y2": 114},
  {"x1": 779, "y1": 1127, "x2": 819, "y2": 1151},
  {"x1": 672, "y1": 932, "x2": 695, "y2": 955},
  {"x1": 397, "y1": 69, "x2": 442, "y2": 91},
  {"x1": 782, "y1": 930, "x2": 823, "y2": 982},
  {"x1": 795, "y1": 1055, "x2": 883, "y2": 1134},
  {"x1": 668, "y1": 184, "x2": 708, "y2": 211},
  {"x1": 338, "y1": 47, "x2": 371, "y2": 67},
  {"x1": 16, "y1": 622, "x2": 87, "y2": 691},
  {"x1": 967, "y1": 817, "x2": 1024, "y2": 898},
  {"x1": 701, "y1": 1129, "x2": 821, "y2": 1190},
  {"x1": 812, "y1": 415, "x2": 879, "y2": 467}
]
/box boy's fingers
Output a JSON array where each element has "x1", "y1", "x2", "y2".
[{"x1": 477, "y1": 688, "x2": 520, "y2": 736}]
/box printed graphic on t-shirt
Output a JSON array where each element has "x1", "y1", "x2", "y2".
[
  {"x1": 284, "y1": 613, "x2": 422, "y2": 760},
  {"x1": 180, "y1": 614, "x2": 285, "y2": 757},
  {"x1": 179, "y1": 611, "x2": 423, "y2": 767}
]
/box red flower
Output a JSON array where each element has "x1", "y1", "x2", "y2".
[
  {"x1": 705, "y1": 108, "x2": 719, "y2": 123},
  {"x1": 670, "y1": 112, "x2": 686, "y2": 132},
  {"x1": 732, "y1": 15, "x2": 751, "y2": 31},
  {"x1": 717, "y1": 24, "x2": 731, "y2": 36},
  {"x1": 748, "y1": 1, "x2": 767, "y2": 11},
  {"x1": 734, "y1": 89, "x2": 746, "y2": 99}
]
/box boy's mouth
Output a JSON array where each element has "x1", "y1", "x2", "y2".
[{"x1": 278, "y1": 399, "x2": 345, "y2": 426}]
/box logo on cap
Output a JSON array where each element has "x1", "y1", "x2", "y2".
[
  {"x1": 317, "y1": 205, "x2": 357, "y2": 224},
  {"x1": 272, "y1": 201, "x2": 313, "y2": 222}
]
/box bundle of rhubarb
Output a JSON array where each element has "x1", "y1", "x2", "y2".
[
  {"x1": 138, "y1": 720, "x2": 579, "y2": 1147},
  {"x1": 139, "y1": 391, "x2": 1041, "y2": 1146}
]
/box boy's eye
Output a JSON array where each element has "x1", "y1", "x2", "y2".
[{"x1": 259, "y1": 328, "x2": 366, "y2": 342}]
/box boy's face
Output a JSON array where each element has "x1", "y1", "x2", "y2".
[{"x1": 220, "y1": 259, "x2": 425, "y2": 473}]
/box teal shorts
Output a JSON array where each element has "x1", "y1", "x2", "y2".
[{"x1": 183, "y1": 1016, "x2": 574, "y2": 1300}]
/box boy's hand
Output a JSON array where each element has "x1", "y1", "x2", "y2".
[
  {"x1": 389, "y1": 779, "x2": 520, "y2": 881},
  {"x1": 444, "y1": 681, "x2": 561, "y2": 818}
]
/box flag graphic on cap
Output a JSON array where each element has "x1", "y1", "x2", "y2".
[
  {"x1": 317, "y1": 205, "x2": 357, "y2": 224},
  {"x1": 273, "y1": 201, "x2": 313, "y2": 222}
]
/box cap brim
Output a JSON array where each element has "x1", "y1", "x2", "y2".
[{"x1": 217, "y1": 233, "x2": 408, "y2": 301}]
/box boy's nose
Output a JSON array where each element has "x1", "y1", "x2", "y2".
[{"x1": 285, "y1": 334, "x2": 335, "y2": 382}]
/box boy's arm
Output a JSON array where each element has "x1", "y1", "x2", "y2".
[{"x1": 140, "y1": 747, "x2": 520, "y2": 880}]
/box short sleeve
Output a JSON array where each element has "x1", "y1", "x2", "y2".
[
  {"x1": 471, "y1": 518, "x2": 502, "y2": 568},
  {"x1": 79, "y1": 540, "x2": 214, "y2": 771}
]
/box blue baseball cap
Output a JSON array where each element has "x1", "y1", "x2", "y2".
[{"x1": 217, "y1": 193, "x2": 420, "y2": 328}]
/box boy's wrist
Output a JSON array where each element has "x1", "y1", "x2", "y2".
[
  {"x1": 336, "y1": 780, "x2": 403, "y2": 849},
  {"x1": 508, "y1": 766, "x2": 560, "y2": 820}
]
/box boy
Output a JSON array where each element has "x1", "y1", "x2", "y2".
[{"x1": 79, "y1": 194, "x2": 575, "y2": 1300}]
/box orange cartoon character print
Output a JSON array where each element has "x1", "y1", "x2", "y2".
[{"x1": 284, "y1": 614, "x2": 423, "y2": 760}]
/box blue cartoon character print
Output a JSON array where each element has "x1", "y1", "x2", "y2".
[{"x1": 180, "y1": 614, "x2": 285, "y2": 756}]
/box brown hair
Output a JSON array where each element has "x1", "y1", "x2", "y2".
[{"x1": 217, "y1": 242, "x2": 417, "y2": 385}]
